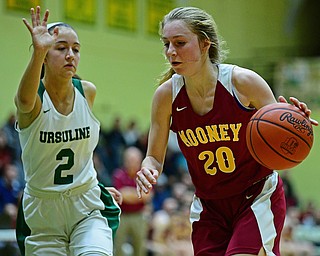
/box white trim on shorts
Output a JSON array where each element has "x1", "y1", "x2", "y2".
[{"x1": 251, "y1": 171, "x2": 278, "y2": 256}]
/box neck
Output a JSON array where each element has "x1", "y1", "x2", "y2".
[
  {"x1": 43, "y1": 75, "x2": 74, "y2": 102},
  {"x1": 184, "y1": 63, "x2": 218, "y2": 95}
]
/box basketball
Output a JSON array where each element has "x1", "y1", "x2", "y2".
[{"x1": 246, "y1": 103, "x2": 314, "y2": 170}]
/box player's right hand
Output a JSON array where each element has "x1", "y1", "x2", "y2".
[
  {"x1": 136, "y1": 167, "x2": 158, "y2": 199},
  {"x1": 22, "y1": 6, "x2": 57, "y2": 52}
]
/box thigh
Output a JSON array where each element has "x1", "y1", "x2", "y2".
[
  {"x1": 25, "y1": 234, "x2": 68, "y2": 256},
  {"x1": 190, "y1": 196, "x2": 231, "y2": 256},
  {"x1": 226, "y1": 204, "x2": 263, "y2": 256},
  {"x1": 22, "y1": 193, "x2": 69, "y2": 255},
  {"x1": 227, "y1": 172, "x2": 286, "y2": 256},
  {"x1": 70, "y1": 210, "x2": 113, "y2": 256}
]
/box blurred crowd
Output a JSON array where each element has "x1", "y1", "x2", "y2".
[{"x1": 1, "y1": 113, "x2": 320, "y2": 256}]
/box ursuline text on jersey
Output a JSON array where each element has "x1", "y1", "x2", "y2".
[{"x1": 39, "y1": 126, "x2": 90, "y2": 143}]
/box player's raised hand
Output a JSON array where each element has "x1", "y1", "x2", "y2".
[{"x1": 22, "y1": 6, "x2": 57, "y2": 52}]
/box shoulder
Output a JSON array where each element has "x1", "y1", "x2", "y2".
[
  {"x1": 80, "y1": 80, "x2": 96, "y2": 108},
  {"x1": 81, "y1": 80, "x2": 96, "y2": 93},
  {"x1": 151, "y1": 79, "x2": 173, "y2": 117},
  {"x1": 232, "y1": 66, "x2": 262, "y2": 85},
  {"x1": 153, "y1": 79, "x2": 172, "y2": 105},
  {"x1": 231, "y1": 66, "x2": 276, "y2": 109}
]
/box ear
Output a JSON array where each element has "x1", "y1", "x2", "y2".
[{"x1": 201, "y1": 39, "x2": 211, "y2": 53}]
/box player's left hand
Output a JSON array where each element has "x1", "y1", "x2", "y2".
[
  {"x1": 278, "y1": 96, "x2": 318, "y2": 126},
  {"x1": 106, "y1": 187, "x2": 123, "y2": 205}
]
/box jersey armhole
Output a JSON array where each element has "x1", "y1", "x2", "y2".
[
  {"x1": 72, "y1": 78, "x2": 85, "y2": 98},
  {"x1": 38, "y1": 81, "x2": 46, "y2": 103}
]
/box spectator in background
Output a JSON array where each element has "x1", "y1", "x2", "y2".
[
  {"x1": 93, "y1": 151, "x2": 113, "y2": 187},
  {"x1": 1, "y1": 114, "x2": 21, "y2": 163},
  {"x1": 113, "y1": 147, "x2": 152, "y2": 256},
  {"x1": 149, "y1": 196, "x2": 193, "y2": 256},
  {"x1": 151, "y1": 173, "x2": 171, "y2": 212},
  {"x1": 0, "y1": 130, "x2": 15, "y2": 171},
  {"x1": 166, "y1": 211, "x2": 193, "y2": 256},
  {"x1": 150, "y1": 197, "x2": 179, "y2": 256},
  {"x1": 0, "y1": 163, "x2": 22, "y2": 228},
  {"x1": 281, "y1": 171, "x2": 299, "y2": 209},
  {"x1": 123, "y1": 120, "x2": 140, "y2": 147},
  {"x1": 1, "y1": 114, "x2": 24, "y2": 186},
  {"x1": 134, "y1": 129, "x2": 149, "y2": 155},
  {"x1": 280, "y1": 207, "x2": 315, "y2": 256},
  {"x1": 102, "y1": 117, "x2": 127, "y2": 172}
]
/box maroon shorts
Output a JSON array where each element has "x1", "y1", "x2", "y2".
[{"x1": 190, "y1": 172, "x2": 286, "y2": 256}]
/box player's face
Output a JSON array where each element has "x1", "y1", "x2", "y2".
[
  {"x1": 161, "y1": 20, "x2": 204, "y2": 75},
  {"x1": 45, "y1": 27, "x2": 80, "y2": 79}
]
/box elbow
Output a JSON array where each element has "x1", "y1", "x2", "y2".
[{"x1": 14, "y1": 95, "x2": 35, "y2": 114}]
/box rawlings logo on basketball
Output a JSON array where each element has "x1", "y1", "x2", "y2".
[
  {"x1": 279, "y1": 112, "x2": 313, "y2": 137},
  {"x1": 280, "y1": 137, "x2": 298, "y2": 155}
]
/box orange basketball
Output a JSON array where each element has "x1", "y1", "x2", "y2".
[{"x1": 246, "y1": 103, "x2": 314, "y2": 170}]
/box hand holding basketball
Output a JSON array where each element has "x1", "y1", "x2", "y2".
[
  {"x1": 246, "y1": 102, "x2": 314, "y2": 170},
  {"x1": 278, "y1": 96, "x2": 318, "y2": 126}
]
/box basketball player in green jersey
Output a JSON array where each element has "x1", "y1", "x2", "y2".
[{"x1": 15, "y1": 6, "x2": 122, "y2": 255}]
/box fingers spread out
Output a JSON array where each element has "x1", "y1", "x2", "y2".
[
  {"x1": 288, "y1": 96, "x2": 318, "y2": 126},
  {"x1": 24, "y1": 6, "x2": 50, "y2": 31},
  {"x1": 277, "y1": 96, "x2": 318, "y2": 126}
]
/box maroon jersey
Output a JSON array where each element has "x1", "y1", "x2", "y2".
[
  {"x1": 113, "y1": 168, "x2": 145, "y2": 213},
  {"x1": 170, "y1": 64, "x2": 273, "y2": 199}
]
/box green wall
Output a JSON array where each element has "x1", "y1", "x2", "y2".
[
  {"x1": 2, "y1": 0, "x2": 318, "y2": 129},
  {"x1": 1, "y1": 0, "x2": 319, "y2": 206},
  {"x1": 0, "y1": 0, "x2": 166, "y2": 131}
]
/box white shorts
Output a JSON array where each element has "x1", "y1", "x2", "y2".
[{"x1": 18, "y1": 183, "x2": 118, "y2": 255}]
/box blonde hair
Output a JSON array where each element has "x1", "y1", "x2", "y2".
[{"x1": 158, "y1": 7, "x2": 228, "y2": 85}]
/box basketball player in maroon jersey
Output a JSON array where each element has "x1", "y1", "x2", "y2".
[{"x1": 136, "y1": 6, "x2": 318, "y2": 256}]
